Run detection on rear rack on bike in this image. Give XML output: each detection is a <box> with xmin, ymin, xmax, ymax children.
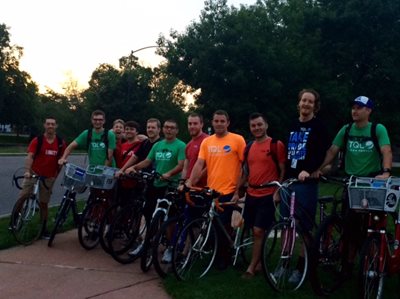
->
<box><xmin>86</xmin><ymin>165</ymin><xmax>119</xmax><ymax>189</ymax></box>
<box><xmin>63</xmin><ymin>163</ymin><xmax>87</xmax><ymax>193</ymax></box>
<box><xmin>348</xmin><ymin>176</ymin><xmax>400</xmax><ymax>212</ymax></box>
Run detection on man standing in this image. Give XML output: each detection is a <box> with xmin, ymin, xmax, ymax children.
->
<box><xmin>317</xmin><ymin>96</ymin><xmax>392</xmax><ymax>276</ymax></box>
<box><xmin>14</xmin><ymin>117</ymin><xmax>66</xmax><ymax>239</ymax></box>
<box><xmin>131</xmin><ymin>119</ymin><xmax>186</xmax><ymax>221</ymax></box>
<box><xmin>180</xmin><ymin>112</ymin><xmax>209</xmax><ymax>187</ymax></box>
<box><xmin>59</xmin><ymin>110</ymin><xmax>116</xmax><ymax>166</ymax></box>
<box><xmin>240</xmin><ymin>113</ymin><xmax>286</xmax><ymax>278</ymax></box>
<box><xmin>118</xmin><ymin>118</ymin><xmax>162</xmax><ymax>174</ymax></box>
<box><xmin>187</xmin><ymin>110</ymin><xmax>246</xmax><ymax>270</ymax></box>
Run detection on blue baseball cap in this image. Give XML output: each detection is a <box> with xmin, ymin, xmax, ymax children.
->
<box><xmin>352</xmin><ymin>96</ymin><xmax>373</xmax><ymax>109</ymax></box>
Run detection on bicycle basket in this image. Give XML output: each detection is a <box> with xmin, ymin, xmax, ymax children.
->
<box><xmin>348</xmin><ymin>177</ymin><xmax>400</xmax><ymax>212</ymax></box>
<box><xmin>62</xmin><ymin>163</ymin><xmax>87</xmax><ymax>193</ymax></box>
<box><xmin>85</xmin><ymin>165</ymin><xmax>118</xmax><ymax>190</ymax></box>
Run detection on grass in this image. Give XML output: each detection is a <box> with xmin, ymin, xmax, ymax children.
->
<box><xmin>0</xmin><ymin>199</ymin><xmax>86</xmax><ymax>250</ymax></box>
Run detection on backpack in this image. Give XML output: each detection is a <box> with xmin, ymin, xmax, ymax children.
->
<box><xmin>338</xmin><ymin>122</ymin><xmax>381</xmax><ymax>170</ymax></box>
<box><xmin>243</xmin><ymin>138</ymin><xmax>281</xmax><ymax>176</ymax></box>
<box><xmin>86</xmin><ymin>129</ymin><xmax>109</xmax><ymax>160</ymax></box>
<box><xmin>34</xmin><ymin>134</ymin><xmax>64</xmax><ymax>160</ymax></box>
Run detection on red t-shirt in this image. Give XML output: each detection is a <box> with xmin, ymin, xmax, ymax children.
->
<box><xmin>246</xmin><ymin>138</ymin><xmax>286</xmax><ymax>197</ymax></box>
<box><xmin>28</xmin><ymin>136</ymin><xmax>66</xmax><ymax>178</ymax></box>
<box><xmin>119</xmin><ymin>141</ymin><xmax>142</xmax><ymax>188</ymax></box>
<box><xmin>185</xmin><ymin>132</ymin><xmax>209</xmax><ymax>187</ymax></box>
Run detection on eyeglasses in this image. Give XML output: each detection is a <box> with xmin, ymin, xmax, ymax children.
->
<box><xmin>92</xmin><ymin>118</ymin><xmax>104</xmax><ymax>122</ymax></box>
<box><xmin>163</xmin><ymin>125</ymin><xmax>177</xmax><ymax>130</ymax></box>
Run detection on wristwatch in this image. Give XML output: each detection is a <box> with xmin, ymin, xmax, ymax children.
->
<box><xmin>382</xmin><ymin>168</ymin><xmax>391</xmax><ymax>174</ymax></box>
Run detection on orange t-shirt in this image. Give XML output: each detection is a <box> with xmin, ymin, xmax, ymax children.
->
<box><xmin>198</xmin><ymin>133</ymin><xmax>245</xmax><ymax>195</ymax></box>
<box><xmin>246</xmin><ymin>138</ymin><xmax>286</xmax><ymax>197</ymax></box>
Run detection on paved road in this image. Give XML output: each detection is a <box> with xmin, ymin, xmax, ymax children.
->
<box><xmin>0</xmin><ymin>155</ymin><xmax>88</xmax><ymax>217</ymax></box>
<box><xmin>0</xmin><ymin>229</ymin><xmax>170</xmax><ymax>299</ymax></box>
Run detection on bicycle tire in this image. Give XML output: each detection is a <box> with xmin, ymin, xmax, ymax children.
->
<box><xmin>78</xmin><ymin>200</ymin><xmax>107</xmax><ymax>250</ymax></box>
<box><xmin>99</xmin><ymin>203</ymin><xmax>121</xmax><ymax>254</ymax></box>
<box><xmin>108</xmin><ymin>204</ymin><xmax>145</xmax><ymax>264</ymax></box>
<box><xmin>309</xmin><ymin>214</ymin><xmax>346</xmax><ymax>296</ymax></box>
<box><xmin>261</xmin><ymin>221</ymin><xmax>309</xmax><ymax>292</ymax></box>
<box><xmin>358</xmin><ymin>234</ymin><xmax>385</xmax><ymax>299</ymax></box>
<box><xmin>10</xmin><ymin>196</ymin><xmax>44</xmax><ymax>245</ymax></box>
<box><xmin>140</xmin><ymin>211</ymin><xmax>165</xmax><ymax>273</ymax></box>
<box><xmin>48</xmin><ymin>196</ymin><xmax>71</xmax><ymax>247</ymax></box>
<box><xmin>239</xmin><ymin>225</ymin><xmax>254</xmax><ymax>266</ymax></box>
<box><xmin>172</xmin><ymin>217</ymin><xmax>217</xmax><ymax>281</ymax></box>
<box><xmin>152</xmin><ymin>216</ymin><xmax>181</xmax><ymax>278</ymax></box>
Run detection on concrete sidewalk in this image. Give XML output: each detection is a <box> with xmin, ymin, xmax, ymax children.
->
<box><xmin>0</xmin><ymin>230</ymin><xmax>171</xmax><ymax>299</ymax></box>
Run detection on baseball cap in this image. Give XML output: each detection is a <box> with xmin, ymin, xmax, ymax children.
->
<box><xmin>352</xmin><ymin>96</ymin><xmax>373</xmax><ymax>109</ymax></box>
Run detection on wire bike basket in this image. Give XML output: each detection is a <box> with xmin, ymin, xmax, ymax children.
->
<box><xmin>85</xmin><ymin>165</ymin><xmax>118</xmax><ymax>190</ymax></box>
<box><xmin>348</xmin><ymin>176</ymin><xmax>400</xmax><ymax>212</ymax></box>
<box><xmin>62</xmin><ymin>163</ymin><xmax>87</xmax><ymax>193</ymax></box>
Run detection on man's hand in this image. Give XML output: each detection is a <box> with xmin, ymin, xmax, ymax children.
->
<box><xmin>376</xmin><ymin>172</ymin><xmax>390</xmax><ymax>179</ymax></box>
<box><xmin>115</xmin><ymin>170</ymin><xmax>124</xmax><ymax>178</ymax></box>
<box><xmin>23</xmin><ymin>171</ymin><xmax>31</xmax><ymax>179</ymax></box>
<box><xmin>124</xmin><ymin>166</ymin><xmax>136</xmax><ymax>174</ymax></box>
<box><xmin>231</xmin><ymin>192</ymin><xmax>240</xmax><ymax>204</ymax></box>
<box><xmin>161</xmin><ymin>173</ymin><xmax>171</xmax><ymax>181</ymax></box>
<box><xmin>58</xmin><ymin>158</ymin><xmax>67</xmax><ymax>166</ymax></box>
<box><xmin>298</xmin><ymin>170</ymin><xmax>310</xmax><ymax>181</ymax></box>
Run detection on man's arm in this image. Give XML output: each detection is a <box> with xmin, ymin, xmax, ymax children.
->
<box><xmin>58</xmin><ymin>141</ymin><xmax>78</xmax><ymax>165</ymax></box>
<box><xmin>130</xmin><ymin>158</ymin><xmax>152</xmax><ymax>172</ymax></box>
<box><xmin>186</xmin><ymin>158</ymin><xmax>205</xmax><ymax>187</ymax></box>
<box><xmin>24</xmin><ymin>153</ymin><xmax>34</xmax><ymax>177</ymax></box>
<box><xmin>163</xmin><ymin>160</ymin><xmax>184</xmax><ymax>180</ymax></box>
<box><xmin>105</xmin><ymin>148</ymin><xmax>113</xmax><ymax>166</ymax></box>
<box><xmin>377</xmin><ymin>145</ymin><xmax>392</xmax><ymax>179</ymax></box>
<box><xmin>278</xmin><ymin>162</ymin><xmax>285</xmax><ymax>182</ymax></box>
<box><xmin>180</xmin><ymin>158</ymin><xmax>189</xmax><ymax>180</ymax></box>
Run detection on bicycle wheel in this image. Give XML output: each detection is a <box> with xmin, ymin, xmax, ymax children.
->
<box><xmin>152</xmin><ymin>216</ymin><xmax>181</xmax><ymax>278</ymax></box>
<box><xmin>261</xmin><ymin>221</ymin><xmax>309</xmax><ymax>292</ymax></box>
<box><xmin>10</xmin><ymin>197</ymin><xmax>44</xmax><ymax>245</ymax></box>
<box><xmin>99</xmin><ymin>203</ymin><xmax>121</xmax><ymax>254</ymax></box>
<box><xmin>172</xmin><ymin>217</ymin><xmax>217</xmax><ymax>281</ymax></box>
<box><xmin>358</xmin><ymin>235</ymin><xmax>385</xmax><ymax>299</ymax></box>
<box><xmin>238</xmin><ymin>225</ymin><xmax>254</xmax><ymax>266</ymax></box>
<box><xmin>48</xmin><ymin>195</ymin><xmax>71</xmax><ymax>247</ymax></box>
<box><xmin>140</xmin><ymin>211</ymin><xmax>165</xmax><ymax>273</ymax></box>
<box><xmin>78</xmin><ymin>200</ymin><xmax>107</xmax><ymax>250</ymax></box>
<box><xmin>309</xmin><ymin>214</ymin><xmax>346</xmax><ymax>296</ymax></box>
<box><xmin>108</xmin><ymin>204</ymin><xmax>146</xmax><ymax>264</ymax></box>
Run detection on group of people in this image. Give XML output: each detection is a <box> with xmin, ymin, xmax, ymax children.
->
<box><xmin>17</xmin><ymin>88</ymin><xmax>392</xmax><ymax>283</ymax></box>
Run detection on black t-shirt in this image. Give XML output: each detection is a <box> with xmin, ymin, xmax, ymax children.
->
<box><xmin>135</xmin><ymin>137</ymin><xmax>161</xmax><ymax>171</ymax></box>
<box><xmin>285</xmin><ymin>117</ymin><xmax>330</xmax><ymax>179</ymax></box>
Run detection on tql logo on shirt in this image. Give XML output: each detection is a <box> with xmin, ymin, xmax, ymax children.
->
<box><xmin>156</xmin><ymin>149</ymin><xmax>173</xmax><ymax>160</ymax></box>
<box><xmin>207</xmin><ymin>145</ymin><xmax>232</xmax><ymax>155</ymax></box>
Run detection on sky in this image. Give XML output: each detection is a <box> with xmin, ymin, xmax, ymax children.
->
<box><xmin>1</xmin><ymin>0</ymin><xmax>255</xmax><ymax>93</ymax></box>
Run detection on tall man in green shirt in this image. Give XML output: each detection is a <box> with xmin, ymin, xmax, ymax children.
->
<box><xmin>59</xmin><ymin>110</ymin><xmax>116</xmax><ymax>166</ymax></box>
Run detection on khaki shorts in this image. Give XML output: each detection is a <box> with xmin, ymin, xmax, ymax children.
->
<box><xmin>18</xmin><ymin>177</ymin><xmax>56</xmax><ymax>204</ymax></box>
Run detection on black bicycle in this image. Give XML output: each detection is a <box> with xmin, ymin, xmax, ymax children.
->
<box><xmin>48</xmin><ymin>163</ymin><xmax>87</xmax><ymax>247</ymax></box>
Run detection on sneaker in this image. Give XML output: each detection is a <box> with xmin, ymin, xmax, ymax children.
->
<box><xmin>273</xmin><ymin>266</ymin><xmax>285</xmax><ymax>279</ymax></box>
<box><xmin>161</xmin><ymin>247</ymin><xmax>173</xmax><ymax>264</ymax></box>
<box><xmin>41</xmin><ymin>230</ymin><xmax>51</xmax><ymax>240</ymax></box>
<box><xmin>288</xmin><ymin>270</ymin><xmax>302</xmax><ymax>284</ymax></box>
<box><xmin>128</xmin><ymin>243</ymin><xmax>143</xmax><ymax>257</ymax></box>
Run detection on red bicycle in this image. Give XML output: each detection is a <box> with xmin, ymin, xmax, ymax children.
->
<box><xmin>351</xmin><ymin>176</ymin><xmax>400</xmax><ymax>299</ymax></box>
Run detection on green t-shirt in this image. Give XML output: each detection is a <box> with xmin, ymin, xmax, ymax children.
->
<box><xmin>147</xmin><ymin>138</ymin><xmax>186</xmax><ymax>187</ymax></box>
<box><xmin>75</xmin><ymin>129</ymin><xmax>116</xmax><ymax>166</ymax></box>
<box><xmin>333</xmin><ymin>122</ymin><xmax>390</xmax><ymax>176</ymax></box>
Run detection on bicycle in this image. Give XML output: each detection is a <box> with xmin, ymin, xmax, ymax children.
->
<box><xmin>106</xmin><ymin>170</ymin><xmax>155</xmax><ymax>264</ymax></box>
<box><xmin>77</xmin><ymin>165</ymin><xmax>118</xmax><ymax>250</ymax></box>
<box><xmin>9</xmin><ymin>168</ymin><xmax>45</xmax><ymax>245</ymax></box>
<box><xmin>352</xmin><ymin>176</ymin><xmax>400</xmax><ymax>299</ymax></box>
<box><xmin>140</xmin><ymin>180</ymin><xmax>183</xmax><ymax>273</ymax></box>
<box><xmin>151</xmin><ymin>185</ymin><xmax>212</xmax><ymax>278</ymax></box>
<box><xmin>171</xmin><ymin>187</ymin><xmax>253</xmax><ymax>281</ymax></box>
<box><xmin>260</xmin><ymin>177</ymin><xmax>336</xmax><ymax>292</ymax></box>
<box><xmin>48</xmin><ymin>163</ymin><xmax>87</xmax><ymax>247</ymax></box>
<box><xmin>309</xmin><ymin>176</ymin><xmax>350</xmax><ymax>296</ymax></box>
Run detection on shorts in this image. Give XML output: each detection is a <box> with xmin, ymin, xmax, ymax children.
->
<box><xmin>218</xmin><ymin>193</ymin><xmax>234</xmax><ymax>225</ymax></box>
<box><xmin>18</xmin><ymin>177</ymin><xmax>56</xmax><ymax>204</ymax></box>
<box><xmin>279</xmin><ymin>182</ymin><xmax>318</xmax><ymax>232</ymax></box>
<box><xmin>243</xmin><ymin>193</ymin><xmax>275</xmax><ymax>230</ymax></box>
